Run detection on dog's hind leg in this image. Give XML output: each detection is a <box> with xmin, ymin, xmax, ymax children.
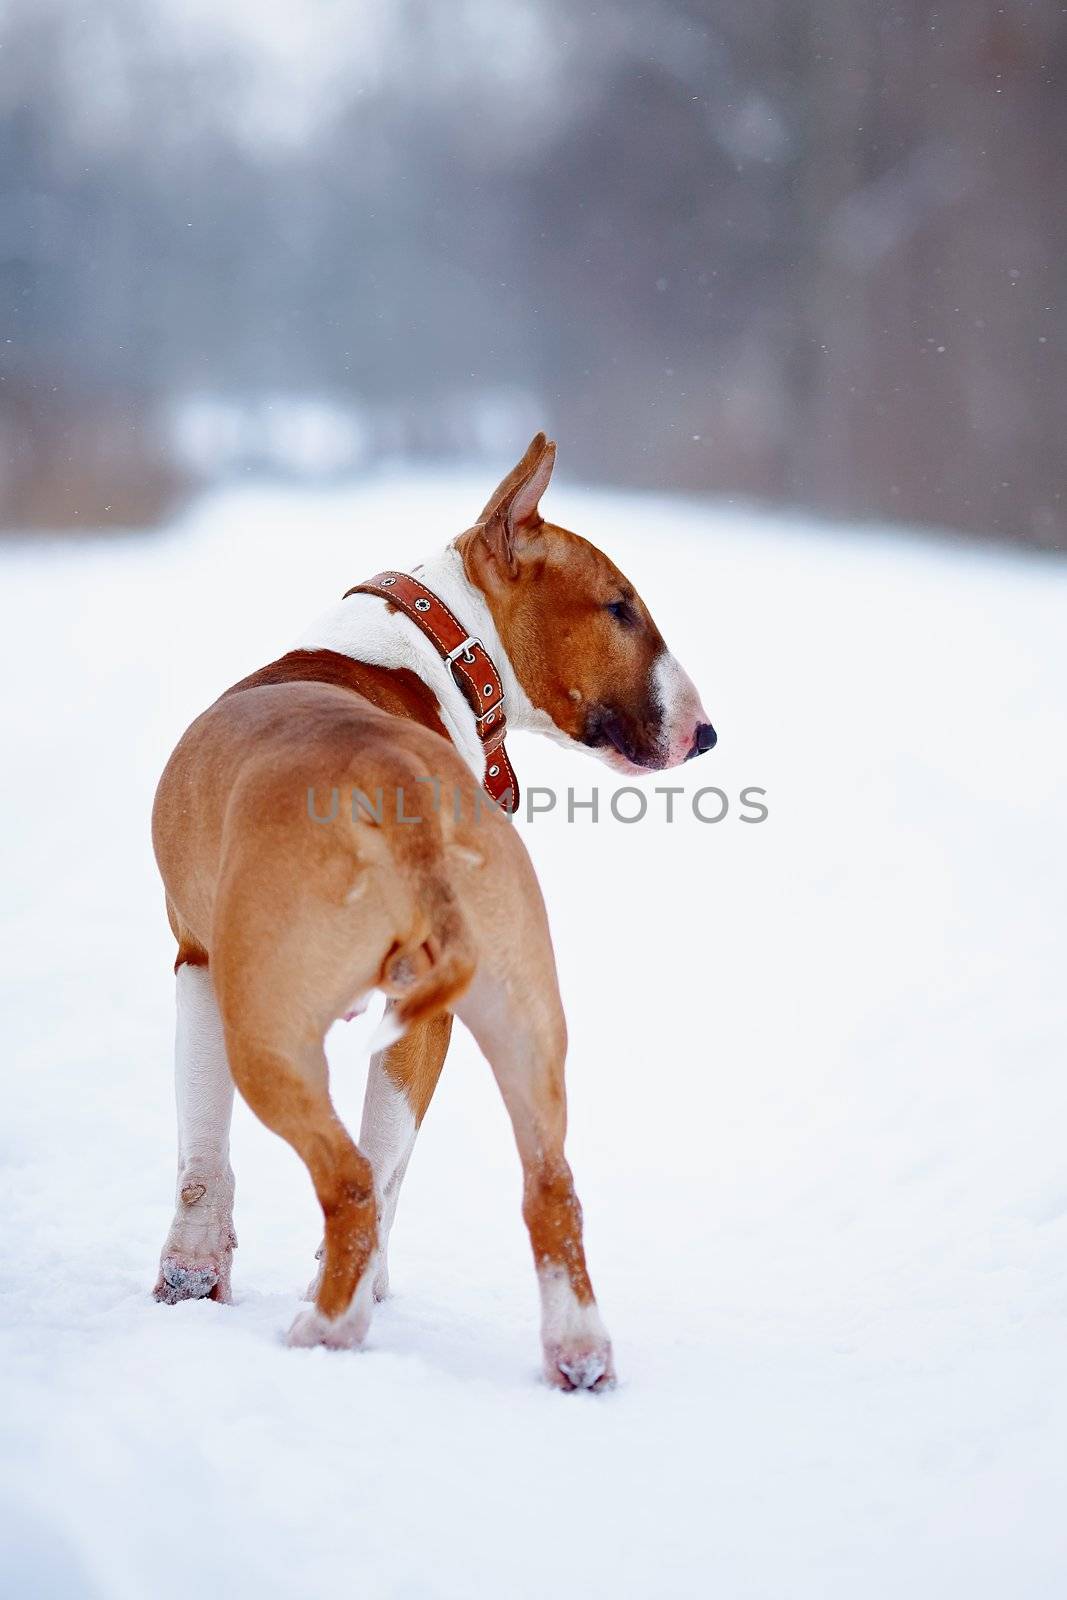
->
<box><xmin>455</xmin><ymin>910</ymin><xmax>615</xmax><ymax>1391</ymax></box>
<box><xmin>217</xmin><ymin>998</ymin><xmax>378</xmax><ymax>1350</ymax></box>
<box><xmin>154</xmin><ymin>960</ymin><xmax>237</xmax><ymax>1305</ymax></box>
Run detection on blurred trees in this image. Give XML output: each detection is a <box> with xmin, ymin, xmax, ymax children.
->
<box><xmin>0</xmin><ymin>0</ymin><xmax>1063</xmax><ymax>543</ymax></box>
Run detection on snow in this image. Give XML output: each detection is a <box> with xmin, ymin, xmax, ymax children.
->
<box><xmin>2</xmin><ymin>473</ymin><xmax>1066</xmax><ymax>1598</ymax></box>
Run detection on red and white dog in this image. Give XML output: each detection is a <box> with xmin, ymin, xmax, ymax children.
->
<box><xmin>152</xmin><ymin>434</ymin><xmax>714</xmax><ymax>1389</ymax></box>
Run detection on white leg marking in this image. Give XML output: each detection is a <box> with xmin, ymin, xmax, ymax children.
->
<box><xmin>287</xmin><ymin>1265</ymin><xmax>377</xmax><ymax>1351</ymax></box>
<box><xmin>538</xmin><ymin>1266</ymin><xmax>616</xmax><ymax>1391</ymax></box>
<box><xmin>155</xmin><ymin>963</ymin><xmax>237</xmax><ymax>1304</ymax></box>
<box><xmin>359</xmin><ymin>1051</ymin><xmax>418</xmax><ymax>1301</ymax></box>
<box><xmin>303</xmin><ymin>1046</ymin><xmax>418</xmax><ymax>1303</ymax></box>
<box><xmin>368</xmin><ymin>1006</ymin><xmax>405</xmax><ymax>1054</ymax></box>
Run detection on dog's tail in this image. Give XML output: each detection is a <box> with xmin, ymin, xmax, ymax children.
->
<box><xmin>370</xmin><ymin>838</ymin><xmax>476</xmax><ymax>1047</ymax></box>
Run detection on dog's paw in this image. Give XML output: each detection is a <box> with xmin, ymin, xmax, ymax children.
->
<box><xmin>155</xmin><ymin>1174</ymin><xmax>235</xmax><ymax>1305</ymax></box>
<box><xmin>287</xmin><ymin>1269</ymin><xmax>375</xmax><ymax>1350</ymax></box>
<box><xmin>286</xmin><ymin>1299</ymin><xmax>371</xmax><ymax>1352</ymax></box>
<box><xmin>154</xmin><ymin>1249</ymin><xmax>232</xmax><ymax>1305</ymax></box>
<box><xmin>539</xmin><ymin>1268</ymin><xmax>615</xmax><ymax>1391</ymax></box>
<box><xmin>543</xmin><ymin>1339</ymin><xmax>616</xmax><ymax>1392</ymax></box>
<box><xmin>372</xmin><ymin>1255</ymin><xmax>390</xmax><ymax>1302</ymax></box>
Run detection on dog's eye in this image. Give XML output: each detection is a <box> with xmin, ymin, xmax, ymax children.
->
<box><xmin>606</xmin><ymin>599</ymin><xmax>637</xmax><ymax>627</ymax></box>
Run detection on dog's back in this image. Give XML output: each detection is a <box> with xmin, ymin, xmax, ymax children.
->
<box><xmin>153</xmin><ymin>664</ymin><xmax>484</xmax><ymax>1035</ymax></box>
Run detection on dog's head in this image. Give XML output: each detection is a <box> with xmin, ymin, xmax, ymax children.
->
<box><xmin>458</xmin><ymin>433</ymin><xmax>715</xmax><ymax>774</ymax></box>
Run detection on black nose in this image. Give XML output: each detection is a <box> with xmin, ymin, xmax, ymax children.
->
<box><xmin>687</xmin><ymin>721</ymin><xmax>718</xmax><ymax>759</ymax></box>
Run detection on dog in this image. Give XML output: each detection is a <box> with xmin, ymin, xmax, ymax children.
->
<box><xmin>152</xmin><ymin>433</ymin><xmax>715</xmax><ymax>1389</ymax></box>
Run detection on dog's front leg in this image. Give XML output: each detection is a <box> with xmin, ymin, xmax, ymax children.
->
<box><xmin>305</xmin><ymin>1009</ymin><xmax>453</xmax><ymax>1303</ymax></box>
<box><xmin>154</xmin><ymin>961</ymin><xmax>237</xmax><ymax>1304</ymax></box>
<box><xmin>360</xmin><ymin>1010</ymin><xmax>453</xmax><ymax>1300</ymax></box>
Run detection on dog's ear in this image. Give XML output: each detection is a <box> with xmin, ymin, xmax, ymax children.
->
<box><xmin>477</xmin><ymin>434</ymin><xmax>556</xmax><ymax>577</ymax></box>
<box><xmin>478</xmin><ymin>432</ymin><xmax>548</xmax><ymax>522</ymax></box>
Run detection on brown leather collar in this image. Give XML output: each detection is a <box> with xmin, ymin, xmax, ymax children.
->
<box><xmin>343</xmin><ymin>570</ymin><xmax>518</xmax><ymax>811</ymax></box>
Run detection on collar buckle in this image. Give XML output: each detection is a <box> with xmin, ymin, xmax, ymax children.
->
<box><xmin>444</xmin><ymin>635</ymin><xmax>481</xmax><ymax>669</ymax></box>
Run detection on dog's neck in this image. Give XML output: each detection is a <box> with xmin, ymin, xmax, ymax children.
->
<box><xmin>295</xmin><ymin>542</ymin><xmax>556</xmax><ymax>780</ymax></box>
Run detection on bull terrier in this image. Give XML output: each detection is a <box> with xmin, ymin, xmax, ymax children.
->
<box><xmin>152</xmin><ymin>433</ymin><xmax>715</xmax><ymax>1389</ymax></box>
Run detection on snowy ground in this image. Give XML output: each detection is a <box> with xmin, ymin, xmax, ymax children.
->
<box><xmin>1</xmin><ymin>472</ymin><xmax>1066</xmax><ymax>1599</ymax></box>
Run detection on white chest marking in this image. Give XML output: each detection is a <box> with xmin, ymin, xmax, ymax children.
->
<box><xmin>295</xmin><ymin>544</ymin><xmax>543</xmax><ymax>781</ymax></box>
